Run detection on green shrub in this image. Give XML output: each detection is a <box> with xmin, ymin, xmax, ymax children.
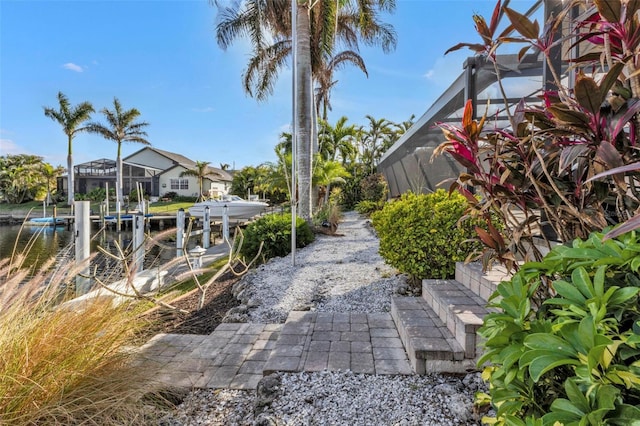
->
<box><xmin>371</xmin><ymin>189</ymin><xmax>482</xmax><ymax>280</ymax></box>
<box><xmin>360</xmin><ymin>173</ymin><xmax>388</xmax><ymax>204</ymax></box>
<box><xmin>354</xmin><ymin>200</ymin><xmax>383</xmax><ymax>216</ymax></box>
<box><xmin>240</xmin><ymin>213</ymin><xmax>314</xmax><ymax>262</ymax></box>
<box><xmin>478</xmin><ymin>230</ymin><xmax>640</xmax><ymax>425</ymax></box>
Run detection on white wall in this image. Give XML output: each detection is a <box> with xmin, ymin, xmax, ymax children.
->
<box><xmin>126</xmin><ymin>149</ymin><xmax>174</xmax><ymax>170</ymax></box>
<box><xmin>159</xmin><ymin>167</ymin><xmax>199</xmax><ymax>198</ymax></box>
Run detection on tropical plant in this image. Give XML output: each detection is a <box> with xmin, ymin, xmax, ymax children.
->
<box><xmin>40</xmin><ymin>162</ymin><xmax>65</xmax><ymax>205</ymax></box>
<box><xmin>371</xmin><ymin>190</ymin><xmax>485</xmax><ymax>281</ymax></box>
<box><xmin>87</xmin><ymin>98</ymin><xmax>150</xmax><ymax>210</ymax></box>
<box><xmin>0</xmin><ymin>154</ymin><xmax>45</xmax><ymax>204</ymax></box>
<box><xmin>179</xmin><ymin>161</ymin><xmax>221</xmax><ymax>202</ymax></box>
<box><xmin>230</xmin><ymin>165</ymin><xmax>270</xmax><ymax>200</ymax></box>
<box><xmin>318</xmin><ymin>116</ymin><xmax>358</xmax><ymax>164</ymax></box>
<box><xmin>478</xmin><ymin>230</ymin><xmax>640</xmax><ymax>425</ymax></box>
<box><xmin>240</xmin><ymin>212</ymin><xmax>314</xmax><ymax>263</ymax></box>
<box><xmin>43</xmin><ymin>92</ymin><xmax>94</xmax><ymax>206</ymax></box>
<box><xmin>313</xmin><ymin>155</ymin><xmax>350</xmax><ymax>206</ymax></box>
<box><xmin>433</xmin><ymin>0</ymin><xmax>640</xmax><ymax>272</ymax></box>
<box><xmin>357</xmin><ymin>115</ymin><xmax>395</xmax><ymax>174</ymax></box>
<box><xmin>213</xmin><ymin>0</ymin><xmax>397</xmax><ymax>221</ymax></box>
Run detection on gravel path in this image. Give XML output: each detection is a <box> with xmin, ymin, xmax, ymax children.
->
<box><xmin>162</xmin><ymin>211</ymin><xmax>485</xmax><ymax>425</ymax></box>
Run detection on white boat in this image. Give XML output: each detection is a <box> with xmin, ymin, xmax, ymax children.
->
<box><xmin>188</xmin><ymin>195</ymin><xmax>268</xmax><ymax>219</ymax></box>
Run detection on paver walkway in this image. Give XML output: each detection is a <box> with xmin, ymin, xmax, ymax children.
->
<box><xmin>137</xmin><ymin>311</ymin><xmax>412</xmax><ymax>390</ymax></box>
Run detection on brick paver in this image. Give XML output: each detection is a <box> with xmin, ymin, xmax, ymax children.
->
<box><xmin>137</xmin><ymin>311</ymin><xmax>413</xmax><ymax>391</ymax></box>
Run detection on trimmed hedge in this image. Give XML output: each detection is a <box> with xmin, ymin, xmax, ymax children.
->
<box><xmin>371</xmin><ymin>189</ymin><xmax>483</xmax><ymax>280</ymax></box>
<box><xmin>240</xmin><ymin>213</ymin><xmax>314</xmax><ymax>262</ymax></box>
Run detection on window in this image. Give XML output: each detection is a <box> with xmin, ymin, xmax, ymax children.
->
<box><xmin>170</xmin><ymin>179</ymin><xmax>189</xmax><ymax>190</ymax></box>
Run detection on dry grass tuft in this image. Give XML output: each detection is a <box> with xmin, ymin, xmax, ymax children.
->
<box><xmin>0</xmin><ymin>255</ymin><xmax>172</xmax><ymax>425</ymax></box>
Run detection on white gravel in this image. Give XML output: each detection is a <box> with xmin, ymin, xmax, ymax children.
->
<box><xmin>161</xmin><ymin>211</ymin><xmax>485</xmax><ymax>425</ymax></box>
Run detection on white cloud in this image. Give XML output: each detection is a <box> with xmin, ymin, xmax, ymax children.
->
<box><xmin>0</xmin><ymin>138</ymin><xmax>28</xmax><ymax>155</ymax></box>
<box><xmin>62</xmin><ymin>62</ymin><xmax>84</xmax><ymax>72</ymax></box>
<box><xmin>192</xmin><ymin>107</ymin><xmax>215</xmax><ymax>113</ymax></box>
<box><xmin>423</xmin><ymin>70</ymin><xmax>435</xmax><ymax>79</ymax></box>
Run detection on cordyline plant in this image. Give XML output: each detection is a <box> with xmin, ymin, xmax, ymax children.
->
<box><xmin>433</xmin><ymin>0</ymin><xmax>640</xmax><ymax>272</ymax></box>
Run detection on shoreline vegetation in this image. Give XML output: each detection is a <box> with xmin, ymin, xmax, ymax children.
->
<box><xmin>0</xmin><ymin>213</ymin><xmax>238</xmax><ymax>423</ymax></box>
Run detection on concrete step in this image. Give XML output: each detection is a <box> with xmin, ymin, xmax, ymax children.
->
<box><xmin>422</xmin><ymin>279</ymin><xmax>488</xmax><ymax>359</ymax></box>
<box><xmin>455</xmin><ymin>261</ymin><xmax>513</xmax><ymax>302</ymax></box>
<box><xmin>390</xmin><ymin>297</ymin><xmax>477</xmax><ymax>374</ymax></box>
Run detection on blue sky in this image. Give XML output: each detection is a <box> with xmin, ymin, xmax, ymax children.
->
<box><xmin>0</xmin><ymin>0</ymin><xmax>537</xmax><ymax>170</ymax></box>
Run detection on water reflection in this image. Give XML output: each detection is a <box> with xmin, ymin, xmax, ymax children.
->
<box><xmin>0</xmin><ymin>224</ymin><xmax>185</xmax><ymax>274</ymax></box>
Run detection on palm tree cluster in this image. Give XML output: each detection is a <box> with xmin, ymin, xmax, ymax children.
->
<box><xmin>213</xmin><ymin>0</ymin><xmax>397</xmax><ymax>220</ymax></box>
<box><xmin>0</xmin><ymin>155</ymin><xmax>64</xmax><ymax>204</ymax></box>
<box><xmin>229</xmin><ymin>113</ymin><xmax>414</xmax><ymax>209</ymax></box>
<box><xmin>43</xmin><ymin>92</ymin><xmax>150</xmax><ymax>208</ymax></box>
<box><xmin>179</xmin><ymin>161</ymin><xmax>223</xmax><ymax>202</ymax></box>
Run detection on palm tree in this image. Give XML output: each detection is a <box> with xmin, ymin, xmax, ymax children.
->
<box><xmin>313</xmin><ymin>155</ymin><xmax>350</xmax><ymax>206</ymax></box>
<box><xmin>358</xmin><ymin>115</ymin><xmax>394</xmax><ymax>174</ymax></box>
<box><xmin>43</xmin><ymin>92</ymin><xmax>94</xmax><ymax>206</ymax></box>
<box><xmin>180</xmin><ymin>161</ymin><xmax>221</xmax><ymax>202</ymax></box>
<box><xmin>314</xmin><ymin>51</ymin><xmax>368</xmax><ymax>120</ymax></box>
<box><xmin>86</xmin><ymin>98</ymin><xmax>150</xmax><ymax>209</ymax></box>
<box><xmin>214</xmin><ymin>0</ymin><xmax>397</xmax><ymax>221</ymax></box>
<box><xmin>318</xmin><ymin>116</ymin><xmax>357</xmax><ymax>164</ymax></box>
<box><xmin>41</xmin><ymin>163</ymin><xmax>65</xmax><ymax>205</ymax></box>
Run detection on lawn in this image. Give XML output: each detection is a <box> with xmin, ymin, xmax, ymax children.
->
<box><xmin>0</xmin><ymin>200</ymin><xmax>194</xmax><ymax>216</ymax></box>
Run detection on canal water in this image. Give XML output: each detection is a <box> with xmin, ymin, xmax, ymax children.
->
<box><xmin>0</xmin><ymin>224</ymin><xmax>199</xmax><ymax>274</ymax></box>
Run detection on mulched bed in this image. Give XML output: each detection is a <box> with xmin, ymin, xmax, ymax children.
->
<box><xmin>145</xmin><ymin>270</ymin><xmax>242</xmax><ymax>335</ymax></box>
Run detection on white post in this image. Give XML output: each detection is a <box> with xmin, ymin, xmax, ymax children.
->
<box><xmin>176</xmin><ymin>208</ymin><xmax>185</xmax><ymax>257</ymax></box>
<box><xmin>116</xmin><ymin>200</ymin><xmax>121</xmax><ymax>232</ymax></box>
<box><xmin>42</xmin><ymin>200</ymin><xmax>46</xmax><ymax>218</ymax></box>
<box><xmin>133</xmin><ymin>212</ymin><xmax>145</xmax><ymax>274</ymax></box>
<box><xmin>222</xmin><ymin>205</ymin><xmax>229</xmax><ymax>242</ymax></box>
<box><xmin>105</xmin><ymin>182</ymin><xmax>110</xmax><ymax>216</ymax></box>
<box><xmin>74</xmin><ymin>201</ymin><xmax>91</xmax><ymax>295</ymax></box>
<box><xmin>203</xmin><ymin>206</ymin><xmax>210</xmax><ymax>249</ymax></box>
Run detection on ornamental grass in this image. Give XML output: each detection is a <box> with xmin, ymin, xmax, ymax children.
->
<box><xmin>0</xmin><ymin>254</ymin><xmax>169</xmax><ymax>425</ymax></box>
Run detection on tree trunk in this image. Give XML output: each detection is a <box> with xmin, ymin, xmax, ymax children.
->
<box><xmin>296</xmin><ymin>2</ymin><xmax>313</xmax><ymax>222</ymax></box>
<box><xmin>116</xmin><ymin>154</ymin><xmax>123</xmax><ymax>207</ymax></box>
<box><xmin>67</xmin><ymin>136</ymin><xmax>74</xmax><ymax>206</ymax></box>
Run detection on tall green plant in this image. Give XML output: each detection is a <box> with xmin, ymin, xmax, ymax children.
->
<box><xmin>478</xmin><ymin>230</ymin><xmax>640</xmax><ymax>425</ymax></box>
<box><xmin>43</xmin><ymin>92</ymin><xmax>94</xmax><ymax>206</ymax></box>
<box><xmin>87</xmin><ymin>98</ymin><xmax>150</xmax><ymax>209</ymax></box>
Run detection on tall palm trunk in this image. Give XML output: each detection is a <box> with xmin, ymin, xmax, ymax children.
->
<box><xmin>116</xmin><ymin>154</ymin><xmax>123</xmax><ymax>207</ymax></box>
<box><xmin>296</xmin><ymin>2</ymin><xmax>313</xmax><ymax>222</ymax></box>
<box><xmin>66</xmin><ymin>141</ymin><xmax>74</xmax><ymax>206</ymax></box>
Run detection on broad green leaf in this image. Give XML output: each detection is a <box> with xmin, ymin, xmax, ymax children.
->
<box><xmin>551</xmin><ymin>280</ymin><xmax>587</xmax><ymax>304</ymax></box>
<box><xmin>529</xmin><ymin>351</ymin><xmax>580</xmax><ymax>382</ymax></box>
<box><xmin>523</xmin><ymin>334</ymin><xmax>577</xmax><ymax>355</ymax></box>
<box><xmin>593</xmin><ymin>266</ymin><xmax>605</xmax><ymax>298</ymax></box>
<box><xmin>610</xmin><ymin>404</ymin><xmax>640</xmax><ymax>426</ymax></box>
<box><xmin>564</xmin><ymin>378</ymin><xmax>590</xmax><ymax>412</ymax></box>
<box><xmin>572</xmin><ymin>267</ymin><xmax>595</xmax><ymax>299</ymax></box>
<box><xmin>607</xmin><ymin>287</ymin><xmax>639</xmax><ymax>306</ymax></box>
<box><xmin>560</xmin><ymin>248</ymin><xmax>605</xmax><ymax>259</ymax></box>
<box><xmin>550</xmin><ymin>398</ymin><xmax>585</xmax><ymax>418</ymax></box>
